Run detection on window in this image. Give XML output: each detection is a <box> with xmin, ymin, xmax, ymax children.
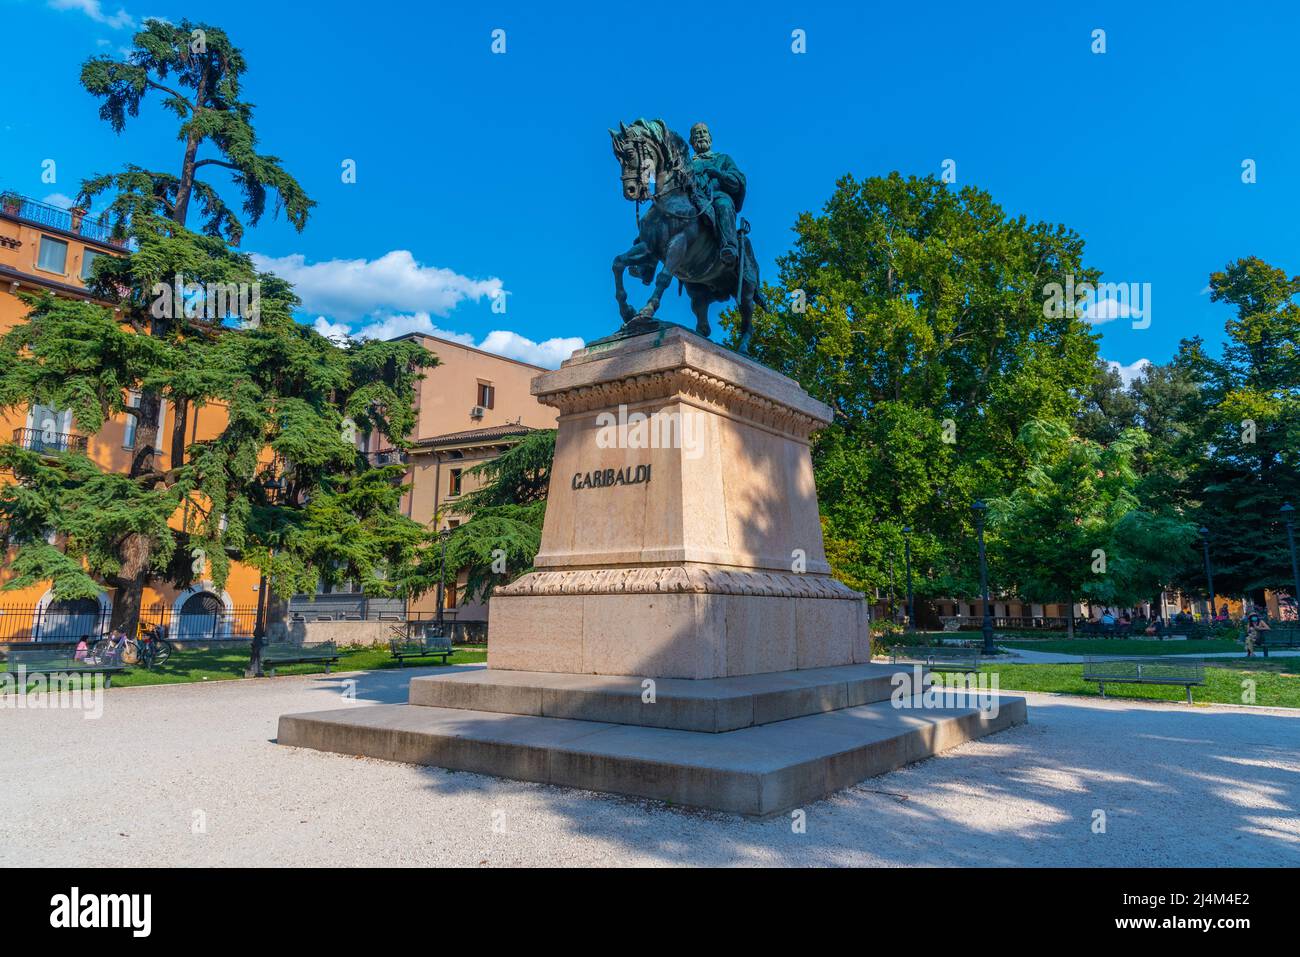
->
<box><xmin>123</xmin><ymin>391</ymin><xmax>140</xmax><ymax>448</ymax></box>
<box><xmin>81</xmin><ymin>249</ymin><xmax>103</xmax><ymax>281</ymax></box>
<box><xmin>477</xmin><ymin>382</ymin><xmax>495</xmax><ymax>409</ymax></box>
<box><xmin>37</xmin><ymin>236</ymin><xmax>68</xmax><ymax>274</ymax></box>
<box><xmin>449</xmin><ymin>468</ymin><xmax>463</xmax><ymax>496</ymax></box>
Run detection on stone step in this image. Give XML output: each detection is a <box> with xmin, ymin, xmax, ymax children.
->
<box><xmin>277</xmin><ymin>691</ymin><xmax>1027</xmax><ymax>817</ymax></box>
<box><xmin>407</xmin><ymin>662</ymin><xmax>922</xmax><ymax>733</ymax></box>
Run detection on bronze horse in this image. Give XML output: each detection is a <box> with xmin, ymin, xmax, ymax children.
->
<box><xmin>609</xmin><ymin>119</ymin><xmax>763</xmax><ymax>353</ymax></box>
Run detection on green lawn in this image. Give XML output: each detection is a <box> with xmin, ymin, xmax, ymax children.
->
<box><xmin>1000</xmin><ymin>638</ymin><xmax>1242</xmax><ymax>656</ymax></box>
<box><xmin>4</xmin><ymin>644</ymin><xmax>488</xmax><ymax>690</ymax></box>
<box><xmin>980</xmin><ymin>660</ymin><xmax>1300</xmax><ymax>708</ymax></box>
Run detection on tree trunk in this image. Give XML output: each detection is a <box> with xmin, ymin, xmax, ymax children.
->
<box><xmin>170</xmin><ymin>398</ymin><xmax>189</xmax><ymax>467</ymax></box>
<box><xmin>172</xmin><ymin>127</ymin><xmax>203</xmax><ymax>226</ymax></box>
<box><xmin>1066</xmin><ymin>594</ymin><xmax>1075</xmax><ymax>639</ymax></box>
<box><xmin>109</xmin><ymin>569</ymin><xmax>148</xmax><ymax>640</ymax></box>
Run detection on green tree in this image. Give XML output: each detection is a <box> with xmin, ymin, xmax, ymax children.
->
<box><xmin>0</xmin><ymin>19</ymin><xmax>436</xmax><ymax>671</ymax></box>
<box><xmin>441</xmin><ymin>429</ymin><xmax>555</xmax><ymax>603</ymax></box>
<box><xmin>988</xmin><ymin>419</ymin><xmax>1196</xmax><ymax>637</ymax></box>
<box><xmin>1174</xmin><ymin>256</ymin><xmax>1300</xmax><ymax>601</ymax></box>
<box><xmin>728</xmin><ymin>173</ymin><xmax>1102</xmax><ymax>602</ymax></box>
<box><xmin>78</xmin><ymin>17</ymin><xmax>315</xmax><ymax>468</ymax></box>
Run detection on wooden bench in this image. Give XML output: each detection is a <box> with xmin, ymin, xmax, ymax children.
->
<box><xmin>260</xmin><ymin>641</ymin><xmax>340</xmax><ymax>676</ymax></box>
<box><xmin>389</xmin><ymin>633</ymin><xmax>454</xmax><ymax>667</ymax></box>
<box><xmin>1082</xmin><ymin>657</ymin><xmax>1205</xmax><ymax>704</ymax></box>
<box><xmin>5</xmin><ymin>648</ymin><xmax>126</xmax><ymax>687</ymax></box>
<box><xmin>1257</xmin><ymin>625</ymin><xmax>1300</xmax><ymax>649</ymax></box>
<box><xmin>890</xmin><ymin>645</ymin><xmax>982</xmax><ymax>673</ymax></box>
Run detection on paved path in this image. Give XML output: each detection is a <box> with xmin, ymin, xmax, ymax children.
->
<box><xmin>3</xmin><ymin>667</ymin><xmax>1298</xmax><ymax>867</ymax></box>
<box><xmin>1002</xmin><ymin>647</ymin><xmax>1300</xmax><ymax>664</ymax></box>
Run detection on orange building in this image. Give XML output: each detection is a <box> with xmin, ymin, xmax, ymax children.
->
<box><xmin>0</xmin><ymin>192</ymin><xmax>264</xmax><ymax>642</ymax></box>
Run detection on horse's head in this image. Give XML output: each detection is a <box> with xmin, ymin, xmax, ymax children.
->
<box><xmin>610</xmin><ymin>119</ymin><xmax>677</xmax><ymax>202</ymax></box>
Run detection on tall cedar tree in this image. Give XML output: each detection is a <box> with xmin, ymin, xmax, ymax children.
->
<box><xmin>0</xmin><ymin>20</ymin><xmax>436</xmax><ymax>670</ymax></box>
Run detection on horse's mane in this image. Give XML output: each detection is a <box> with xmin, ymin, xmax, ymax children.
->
<box><xmin>629</xmin><ymin>118</ymin><xmax>689</xmax><ymax>176</ymax></box>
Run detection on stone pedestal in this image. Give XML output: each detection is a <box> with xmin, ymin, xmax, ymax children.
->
<box><xmin>277</xmin><ymin>324</ymin><xmax>1028</xmax><ymax>816</ymax></box>
<box><xmin>487</xmin><ymin>323</ymin><xmax>869</xmax><ymax>679</ymax></box>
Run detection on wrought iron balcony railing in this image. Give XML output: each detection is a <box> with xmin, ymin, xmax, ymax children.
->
<box><xmin>367</xmin><ymin>448</ymin><xmax>408</xmax><ymax>467</ymax></box>
<box><xmin>0</xmin><ymin>192</ymin><xmax>123</xmax><ymax>246</ymax></box>
<box><xmin>13</xmin><ymin>427</ymin><xmax>88</xmax><ymax>454</ymax></box>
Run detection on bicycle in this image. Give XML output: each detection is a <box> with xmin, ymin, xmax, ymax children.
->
<box><xmin>91</xmin><ymin>625</ymin><xmax>173</xmax><ymax>669</ymax></box>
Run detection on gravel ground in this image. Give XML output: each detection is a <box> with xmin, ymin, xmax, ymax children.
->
<box><xmin>4</xmin><ymin>666</ymin><xmax>1298</xmax><ymax>867</ymax></box>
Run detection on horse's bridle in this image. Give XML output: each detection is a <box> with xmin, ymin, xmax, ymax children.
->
<box><xmin>629</xmin><ymin>133</ymin><xmax>696</xmax><ymax>227</ymax></box>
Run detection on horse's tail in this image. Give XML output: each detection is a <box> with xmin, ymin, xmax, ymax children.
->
<box><xmin>753</xmin><ymin>288</ymin><xmax>769</xmax><ymax>311</ymax></box>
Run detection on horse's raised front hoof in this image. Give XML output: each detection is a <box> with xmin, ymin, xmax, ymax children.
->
<box><xmin>636</xmin><ymin>304</ymin><xmax>658</xmax><ymax>320</ymax></box>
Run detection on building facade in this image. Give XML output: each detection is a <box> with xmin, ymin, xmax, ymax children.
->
<box><xmin>0</xmin><ymin>192</ymin><xmax>263</xmax><ymax>642</ymax></box>
<box><xmin>294</xmin><ymin>334</ymin><xmax>559</xmax><ymax>625</ymax></box>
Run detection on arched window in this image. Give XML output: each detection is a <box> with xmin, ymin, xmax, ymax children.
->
<box><xmin>176</xmin><ymin>591</ymin><xmax>224</xmax><ymax>640</ymax></box>
<box><xmin>37</xmin><ymin>597</ymin><xmax>102</xmax><ymax>643</ymax></box>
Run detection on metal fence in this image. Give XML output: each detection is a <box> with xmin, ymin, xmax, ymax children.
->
<box><xmin>7</xmin><ymin>195</ymin><xmax>120</xmax><ymax>245</ymax></box>
<box><xmin>12</xmin><ymin>427</ymin><xmax>89</xmax><ymax>454</ymax></box>
<box><xmin>0</xmin><ymin>604</ymin><xmax>260</xmax><ymax>644</ymax></box>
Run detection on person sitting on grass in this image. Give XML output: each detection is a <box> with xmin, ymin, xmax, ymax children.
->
<box><xmin>74</xmin><ymin>635</ymin><xmax>89</xmax><ymax>661</ymax></box>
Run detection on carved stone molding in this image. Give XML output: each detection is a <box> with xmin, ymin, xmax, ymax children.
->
<box><xmin>535</xmin><ymin>367</ymin><xmax>827</xmax><ymax>439</ymax></box>
<box><xmin>496</xmin><ymin>565</ymin><xmax>863</xmax><ymax>600</ymax></box>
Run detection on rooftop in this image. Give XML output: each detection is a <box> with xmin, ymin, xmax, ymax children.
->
<box><xmin>0</xmin><ymin>190</ymin><xmax>125</xmax><ymax>250</ymax></box>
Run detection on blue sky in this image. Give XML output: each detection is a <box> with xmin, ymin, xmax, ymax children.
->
<box><xmin>3</xmin><ymin>0</ymin><xmax>1298</xmax><ymax>373</ymax></box>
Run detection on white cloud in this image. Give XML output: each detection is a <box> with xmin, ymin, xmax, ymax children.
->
<box><xmin>314</xmin><ymin>314</ymin><xmax>581</xmax><ymax>369</ymax></box>
<box><xmin>250</xmin><ymin>250</ymin><xmax>504</xmax><ymax>323</ymax></box>
<box><xmin>41</xmin><ymin>192</ymin><xmax>77</xmax><ymax>209</ymax></box>
<box><xmin>1082</xmin><ymin>297</ymin><xmax>1136</xmax><ymax>324</ymax></box>
<box><xmin>259</xmin><ymin>249</ymin><xmax>579</xmax><ymax>367</ymax></box>
<box><xmin>478</xmin><ymin>330</ymin><xmax>585</xmax><ymax>368</ymax></box>
<box><xmin>48</xmin><ymin>0</ymin><xmax>134</xmax><ymax>29</ymax></box>
<box><xmin>1106</xmin><ymin>358</ymin><xmax>1151</xmax><ymax>387</ymax></box>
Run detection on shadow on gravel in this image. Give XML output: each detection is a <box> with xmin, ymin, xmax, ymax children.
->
<box><xmin>403</xmin><ymin>696</ymin><xmax>1300</xmax><ymax>866</ymax></box>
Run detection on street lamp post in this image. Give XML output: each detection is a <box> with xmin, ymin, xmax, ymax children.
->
<box><xmin>435</xmin><ymin>527</ymin><xmax>450</xmax><ymax>634</ymax></box>
<box><xmin>902</xmin><ymin>526</ymin><xmax>915</xmax><ymax>633</ymax></box>
<box><xmin>1200</xmin><ymin>526</ymin><xmax>1216</xmax><ymax>620</ymax></box>
<box><xmin>1282</xmin><ymin>504</ymin><xmax>1300</xmax><ymax>617</ymax></box>
<box><xmin>972</xmin><ymin>501</ymin><xmax>995</xmax><ymax>655</ymax></box>
<box><xmin>248</xmin><ymin>472</ymin><xmax>285</xmax><ymax>678</ymax></box>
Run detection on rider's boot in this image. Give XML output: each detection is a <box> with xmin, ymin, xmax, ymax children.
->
<box><xmin>715</xmin><ymin>198</ymin><xmax>739</xmax><ymax>267</ymax></box>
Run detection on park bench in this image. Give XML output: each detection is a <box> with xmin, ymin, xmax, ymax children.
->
<box><xmin>389</xmin><ymin>632</ymin><xmax>454</xmax><ymax>667</ymax></box>
<box><xmin>1257</xmin><ymin>624</ymin><xmax>1300</xmax><ymax>649</ymax></box>
<box><xmin>890</xmin><ymin>645</ymin><xmax>982</xmax><ymax>673</ymax></box>
<box><xmin>1082</xmin><ymin>657</ymin><xmax>1205</xmax><ymax>704</ymax></box>
<box><xmin>937</xmin><ymin>617</ymin><xmax>962</xmax><ymax>633</ymax></box>
<box><xmin>4</xmin><ymin>647</ymin><xmax>126</xmax><ymax>687</ymax></box>
<box><xmin>259</xmin><ymin>641</ymin><xmax>340</xmax><ymax>676</ymax></box>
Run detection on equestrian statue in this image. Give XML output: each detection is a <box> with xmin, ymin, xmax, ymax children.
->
<box><xmin>609</xmin><ymin>119</ymin><xmax>765</xmax><ymax>354</ymax></box>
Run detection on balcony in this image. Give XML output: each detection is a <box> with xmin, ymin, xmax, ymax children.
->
<box><xmin>0</xmin><ymin>192</ymin><xmax>125</xmax><ymax>247</ymax></box>
<box><xmin>367</xmin><ymin>448</ymin><xmax>408</xmax><ymax>467</ymax></box>
<box><xmin>13</xmin><ymin>427</ymin><xmax>88</xmax><ymax>454</ymax></box>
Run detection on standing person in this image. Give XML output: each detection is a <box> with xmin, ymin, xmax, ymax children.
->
<box><xmin>1245</xmin><ymin>612</ymin><xmax>1270</xmax><ymax>658</ymax></box>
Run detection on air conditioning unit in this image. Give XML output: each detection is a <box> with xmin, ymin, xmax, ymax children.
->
<box><xmin>470</xmin><ymin>405</ymin><xmax>486</xmax><ymax>419</ymax></box>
